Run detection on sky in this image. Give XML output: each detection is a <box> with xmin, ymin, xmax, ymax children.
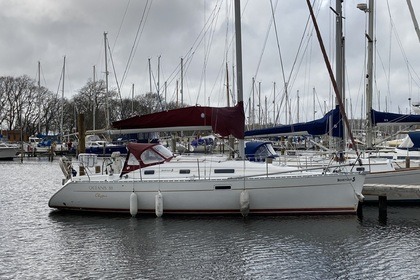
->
<box><xmin>1</xmin><ymin>0</ymin><xmax>420</xmax><ymax>124</ymax></box>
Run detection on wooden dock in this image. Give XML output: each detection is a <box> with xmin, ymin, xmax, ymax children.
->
<box><xmin>363</xmin><ymin>184</ymin><xmax>420</xmax><ymax>198</ymax></box>
<box><xmin>360</xmin><ymin>184</ymin><xmax>420</xmax><ymax>217</ymax></box>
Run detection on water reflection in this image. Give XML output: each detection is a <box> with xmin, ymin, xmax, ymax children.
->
<box><xmin>1</xmin><ymin>160</ymin><xmax>420</xmax><ymax>279</ymax></box>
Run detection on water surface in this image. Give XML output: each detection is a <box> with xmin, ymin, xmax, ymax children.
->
<box><xmin>1</xmin><ymin>158</ymin><xmax>419</xmax><ymax>279</ymax></box>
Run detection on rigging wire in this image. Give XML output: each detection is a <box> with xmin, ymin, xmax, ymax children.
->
<box><xmin>386</xmin><ymin>0</ymin><xmax>392</xmax><ymax>110</ymax></box>
<box><xmin>195</xmin><ymin>1</ymin><xmax>222</xmax><ymax>106</ymax></box>
<box><xmin>270</xmin><ymin>0</ymin><xmax>320</xmax><ymax>124</ymax></box>
<box><xmin>252</xmin><ymin>1</ymin><xmax>277</xmax><ymax>83</ymax></box>
<box><xmin>112</xmin><ymin>0</ymin><xmax>131</xmax><ymax>52</ymax></box>
<box><xmin>164</xmin><ymin>2</ymin><xmax>223</xmax><ymax>101</ymax></box>
<box><xmin>382</xmin><ymin>0</ymin><xmax>420</xmax><ymax>111</ymax></box>
<box><xmin>269</xmin><ymin>0</ymin><xmax>287</xmax><ymax>93</ymax></box>
<box><xmin>120</xmin><ymin>0</ymin><xmax>152</xmax><ymax>89</ymax></box>
<box><xmin>107</xmin><ymin>39</ymin><xmax>123</xmax><ymax>119</ymax></box>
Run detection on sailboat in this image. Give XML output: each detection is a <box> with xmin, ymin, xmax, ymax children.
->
<box><xmin>247</xmin><ymin>0</ymin><xmax>420</xmax><ymax>203</ymax></box>
<box><xmin>48</xmin><ymin>1</ymin><xmax>365</xmax><ymax>216</ymax></box>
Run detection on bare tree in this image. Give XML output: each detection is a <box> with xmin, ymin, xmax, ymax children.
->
<box><xmin>73</xmin><ymin>79</ymin><xmax>118</xmax><ymax>130</ymax></box>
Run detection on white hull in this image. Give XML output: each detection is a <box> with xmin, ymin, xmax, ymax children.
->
<box><xmin>49</xmin><ymin>143</ymin><xmax>365</xmax><ymax>216</ymax></box>
<box><xmin>275</xmin><ymin>151</ymin><xmax>420</xmax><ymax>202</ymax></box>
<box><xmin>0</xmin><ymin>149</ymin><xmax>18</xmax><ymax>159</ymax></box>
<box><xmin>49</xmin><ymin>171</ymin><xmax>364</xmax><ymax>215</ymax></box>
<box><xmin>0</xmin><ymin>144</ymin><xmax>19</xmax><ymax>160</ymax></box>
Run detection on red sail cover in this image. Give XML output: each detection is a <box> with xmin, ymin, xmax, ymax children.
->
<box><xmin>112</xmin><ymin>102</ymin><xmax>245</xmax><ymax>139</ymax></box>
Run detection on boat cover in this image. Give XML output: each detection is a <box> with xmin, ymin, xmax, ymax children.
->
<box><xmin>245</xmin><ymin>106</ymin><xmax>343</xmax><ymax>138</ymax></box>
<box><xmin>245</xmin><ymin>141</ymin><xmax>279</xmax><ymax>162</ymax></box>
<box><xmin>372</xmin><ymin>109</ymin><xmax>420</xmax><ymax>126</ymax></box>
<box><xmin>398</xmin><ymin>131</ymin><xmax>420</xmax><ymax>150</ymax></box>
<box><xmin>112</xmin><ymin>102</ymin><xmax>245</xmax><ymax>139</ymax></box>
<box><xmin>120</xmin><ymin>143</ymin><xmax>174</xmax><ymax>176</ymax></box>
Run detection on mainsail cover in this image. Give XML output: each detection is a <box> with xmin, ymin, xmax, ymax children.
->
<box><xmin>112</xmin><ymin>102</ymin><xmax>245</xmax><ymax>139</ymax></box>
<box><xmin>398</xmin><ymin>131</ymin><xmax>420</xmax><ymax>150</ymax></box>
<box><xmin>245</xmin><ymin>106</ymin><xmax>343</xmax><ymax>138</ymax></box>
<box><xmin>371</xmin><ymin>109</ymin><xmax>420</xmax><ymax>126</ymax></box>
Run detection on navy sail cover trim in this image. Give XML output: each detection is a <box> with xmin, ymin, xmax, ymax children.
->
<box><xmin>371</xmin><ymin>109</ymin><xmax>420</xmax><ymax>126</ymax></box>
<box><xmin>245</xmin><ymin>106</ymin><xmax>343</xmax><ymax>138</ymax></box>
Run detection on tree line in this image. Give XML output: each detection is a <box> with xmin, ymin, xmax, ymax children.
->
<box><xmin>0</xmin><ymin>75</ymin><xmax>181</xmax><ymax>137</ymax></box>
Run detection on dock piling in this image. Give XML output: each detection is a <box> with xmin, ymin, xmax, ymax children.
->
<box><xmin>378</xmin><ymin>195</ymin><xmax>387</xmax><ymax>219</ymax></box>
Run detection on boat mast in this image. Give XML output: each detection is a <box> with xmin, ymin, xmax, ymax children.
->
<box><xmin>252</xmin><ymin>77</ymin><xmax>255</xmax><ymax>129</ymax></box>
<box><xmin>258</xmin><ymin>81</ymin><xmax>261</xmax><ymax>125</ymax></box>
<box><xmin>306</xmin><ymin>0</ymin><xmax>360</xmax><ymax>156</ymax></box>
<box><xmin>407</xmin><ymin>0</ymin><xmax>420</xmax><ymax>44</ymax></box>
<box><xmin>334</xmin><ymin>0</ymin><xmax>346</xmax><ymax>153</ymax></box>
<box><xmin>265</xmin><ymin>95</ymin><xmax>268</xmax><ymax>126</ymax></box>
<box><xmin>359</xmin><ymin>0</ymin><xmax>374</xmax><ymax>150</ymax></box>
<box><xmin>60</xmin><ymin>56</ymin><xmax>65</xmax><ymax>140</ymax></box>
<box><xmin>180</xmin><ymin>57</ymin><xmax>184</xmax><ymax>106</ymax></box>
<box><xmin>37</xmin><ymin>61</ymin><xmax>41</xmax><ymax>134</ymax></box>
<box><xmin>148</xmin><ymin>58</ymin><xmax>152</xmax><ymax>94</ymax></box>
<box><xmin>226</xmin><ymin>62</ymin><xmax>230</xmax><ymax>107</ymax></box>
<box><xmin>157</xmin><ymin>55</ymin><xmax>161</xmax><ymax>100</ymax></box>
<box><xmin>297</xmin><ymin>90</ymin><xmax>300</xmax><ymax>123</ymax></box>
<box><xmin>313</xmin><ymin>87</ymin><xmax>316</xmax><ymax>120</ymax></box>
<box><xmin>234</xmin><ymin>0</ymin><xmax>245</xmax><ymax>159</ymax></box>
<box><xmin>93</xmin><ymin>65</ymin><xmax>96</xmax><ymax>131</ymax></box>
<box><xmin>104</xmin><ymin>32</ymin><xmax>110</xmax><ymax>129</ymax></box>
<box><xmin>273</xmin><ymin>82</ymin><xmax>276</xmax><ymax>126</ymax></box>
<box><xmin>131</xmin><ymin>83</ymin><xmax>135</xmax><ymax>115</ymax></box>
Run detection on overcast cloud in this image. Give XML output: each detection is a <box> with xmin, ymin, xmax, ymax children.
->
<box><xmin>1</xmin><ymin>0</ymin><xmax>420</xmax><ymax>123</ymax></box>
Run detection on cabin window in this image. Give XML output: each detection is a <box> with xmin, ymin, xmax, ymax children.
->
<box><xmin>214</xmin><ymin>169</ymin><xmax>235</xmax><ymax>174</ymax></box>
<box><xmin>179</xmin><ymin>169</ymin><xmax>190</xmax><ymax>174</ymax></box>
<box><xmin>215</xmin><ymin>185</ymin><xmax>231</xmax><ymax>190</ymax></box>
<box><xmin>154</xmin><ymin>145</ymin><xmax>173</xmax><ymax>158</ymax></box>
<box><xmin>144</xmin><ymin>170</ymin><xmax>155</xmax><ymax>175</ymax></box>
<box><xmin>141</xmin><ymin>149</ymin><xmax>164</xmax><ymax>165</ymax></box>
<box><xmin>127</xmin><ymin>153</ymin><xmax>140</xmax><ymax>165</ymax></box>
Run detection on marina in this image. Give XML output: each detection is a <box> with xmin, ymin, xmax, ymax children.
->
<box><xmin>1</xmin><ymin>158</ymin><xmax>420</xmax><ymax>279</ymax></box>
<box><xmin>1</xmin><ymin>0</ymin><xmax>420</xmax><ymax>278</ymax></box>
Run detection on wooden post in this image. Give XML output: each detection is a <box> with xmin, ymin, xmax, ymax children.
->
<box><xmin>78</xmin><ymin>114</ymin><xmax>85</xmax><ymax>156</ymax></box>
<box><xmin>49</xmin><ymin>142</ymin><xmax>56</xmax><ymax>162</ymax></box>
<box><xmin>378</xmin><ymin>195</ymin><xmax>387</xmax><ymax>219</ymax></box>
<box><xmin>406</xmin><ymin>156</ymin><xmax>410</xmax><ymax>168</ymax></box>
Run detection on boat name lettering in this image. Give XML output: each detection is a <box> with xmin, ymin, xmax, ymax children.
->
<box><xmin>95</xmin><ymin>193</ymin><xmax>108</xmax><ymax>199</ymax></box>
<box><xmin>89</xmin><ymin>186</ymin><xmax>114</xmax><ymax>191</ymax></box>
<box><xmin>337</xmin><ymin>177</ymin><xmax>355</xmax><ymax>182</ymax></box>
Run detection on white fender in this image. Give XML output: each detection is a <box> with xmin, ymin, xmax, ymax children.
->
<box><xmin>356</xmin><ymin>192</ymin><xmax>365</xmax><ymax>202</ymax></box>
<box><xmin>240</xmin><ymin>190</ymin><xmax>250</xmax><ymax>217</ymax></box>
<box><xmin>155</xmin><ymin>191</ymin><xmax>163</xmax><ymax>217</ymax></box>
<box><xmin>130</xmin><ymin>192</ymin><xmax>138</xmax><ymax>217</ymax></box>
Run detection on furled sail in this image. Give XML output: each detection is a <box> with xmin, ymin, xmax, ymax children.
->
<box><xmin>245</xmin><ymin>106</ymin><xmax>343</xmax><ymax>138</ymax></box>
<box><xmin>112</xmin><ymin>102</ymin><xmax>245</xmax><ymax>139</ymax></box>
<box><xmin>371</xmin><ymin>109</ymin><xmax>420</xmax><ymax>126</ymax></box>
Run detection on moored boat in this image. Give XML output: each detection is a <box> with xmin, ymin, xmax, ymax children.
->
<box><xmin>0</xmin><ymin>142</ymin><xmax>19</xmax><ymax>160</ymax></box>
<box><xmin>48</xmin><ymin>0</ymin><xmax>366</xmax><ymax>217</ymax></box>
<box><xmin>49</xmin><ymin>142</ymin><xmax>365</xmax><ymax>216</ymax></box>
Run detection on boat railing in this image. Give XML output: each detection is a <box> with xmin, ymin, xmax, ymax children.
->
<box><xmin>226</xmin><ymin>163</ymin><xmax>365</xmax><ymax>181</ymax></box>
